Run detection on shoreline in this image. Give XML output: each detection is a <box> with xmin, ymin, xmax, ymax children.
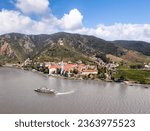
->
<box><xmin>48</xmin><ymin>74</ymin><xmax>104</xmax><ymax>82</ymax></box>
<box><xmin>0</xmin><ymin>66</ymin><xmax>150</xmax><ymax>87</ymax></box>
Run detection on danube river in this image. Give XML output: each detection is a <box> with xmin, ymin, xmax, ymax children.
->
<box><xmin>0</xmin><ymin>67</ymin><xmax>150</xmax><ymax>114</ymax></box>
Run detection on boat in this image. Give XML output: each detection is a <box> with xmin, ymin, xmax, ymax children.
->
<box><xmin>34</xmin><ymin>87</ymin><xmax>56</xmax><ymax>94</ymax></box>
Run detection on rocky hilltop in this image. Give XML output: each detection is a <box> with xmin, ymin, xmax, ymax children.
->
<box><xmin>0</xmin><ymin>32</ymin><xmax>150</xmax><ymax>64</ymax></box>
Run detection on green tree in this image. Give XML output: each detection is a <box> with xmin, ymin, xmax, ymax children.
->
<box><xmin>73</xmin><ymin>68</ymin><xmax>78</xmax><ymax>74</ymax></box>
<box><xmin>44</xmin><ymin>67</ymin><xmax>49</xmax><ymax>74</ymax></box>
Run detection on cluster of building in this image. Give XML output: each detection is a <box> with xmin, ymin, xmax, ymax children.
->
<box><xmin>22</xmin><ymin>56</ymin><xmax>122</xmax><ymax>80</ymax></box>
<box><xmin>95</xmin><ymin>58</ymin><xmax>119</xmax><ymax>70</ymax></box>
<box><xmin>48</xmin><ymin>61</ymin><xmax>98</xmax><ymax>77</ymax></box>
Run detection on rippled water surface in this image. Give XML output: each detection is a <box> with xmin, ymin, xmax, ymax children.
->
<box><xmin>0</xmin><ymin>67</ymin><xmax>150</xmax><ymax>114</ymax></box>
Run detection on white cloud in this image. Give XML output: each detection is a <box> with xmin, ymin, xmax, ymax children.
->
<box><xmin>1</xmin><ymin>1</ymin><xmax>150</xmax><ymax>42</ymax></box>
<box><xmin>0</xmin><ymin>9</ymin><xmax>58</xmax><ymax>34</ymax></box>
<box><xmin>30</xmin><ymin>17</ymin><xmax>59</xmax><ymax>34</ymax></box>
<box><xmin>0</xmin><ymin>9</ymin><xmax>33</xmax><ymax>33</ymax></box>
<box><xmin>0</xmin><ymin>7</ymin><xmax>84</xmax><ymax>34</ymax></box>
<box><xmin>59</xmin><ymin>9</ymin><xmax>83</xmax><ymax>30</ymax></box>
<box><xmin>74</xmin><ymin>24</ymin><xmax>150</xmax><ymax>42</ymax></box>
<box><xmin>15</xmin><ymin>0</ymin><xmax>49</xmax><ymax>14</ymax></box>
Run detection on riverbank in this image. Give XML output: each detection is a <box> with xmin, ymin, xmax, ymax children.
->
<box><xmin>1</xmin><ymin>66</ymin><xmax>150</xmax><ymax>88</ymax></box>
<box><xmin>48</xmin><ymin>73</ymin><xmax>150</xmax><ymax>88</ymax></box>
<box><xmin>112</xmin><ymin>64</ymin><xmax>150</xmax><ymax>84</ymax></box>
<box><xmin>48</xmin><ymin>74</ymin><xmax>104</xmax><ymax>82</ymax></box>
<box><xmin>123</xmin><ymin>81</ymin><xmax>150</xmax><ymax>88</ymax></box>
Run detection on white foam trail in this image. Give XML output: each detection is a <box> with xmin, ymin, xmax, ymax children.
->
<box><xmin>56</xmin><ymin>90</ymin><xmax>75</xmax><ymax>96</ymax></box>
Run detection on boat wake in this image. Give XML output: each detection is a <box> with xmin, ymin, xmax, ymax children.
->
<box><xmin>56</xmin><ymin>90</ymin><xmax>75</xmax><ymax>96</ymax></box>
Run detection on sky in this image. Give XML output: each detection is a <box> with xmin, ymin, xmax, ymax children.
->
<box><xmin>0</xmin><ymin>0</ymin><xmax>150</xmax><ymax>42</ymax></box>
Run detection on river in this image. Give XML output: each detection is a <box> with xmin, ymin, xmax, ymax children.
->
<box><xmin>0</xmin><ymin>67</ymin><xmax>150</xmax><ymax>114</ymax></box>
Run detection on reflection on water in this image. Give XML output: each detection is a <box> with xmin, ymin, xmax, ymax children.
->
<box><xmin>0</xmin><ymin>67</ymin><xmax>150</xmax><ymax>114</ymax></box>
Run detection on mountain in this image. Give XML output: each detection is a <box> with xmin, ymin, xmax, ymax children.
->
<box><xmin>0</xmin><ymin>32</ymin><xmax>124</xmax><ymax>64</ymax></box>
<box><xmin>0</xmin><ymin>32</ymin><xmax>150</xmax><ymax>64</ymax></box>
<box><xmin>0</xmin><ymin>33</ymin><xmax>36</xmax><ymax>63</ymax></box>
<box><xmin>113</xmin><ymin>40</ymin><xmax>150</xmax><ymax>56</ymax></box>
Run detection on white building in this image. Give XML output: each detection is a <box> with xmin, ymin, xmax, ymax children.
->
<box><xmin>48</xmin><ymin>65</ymin><xmax>58</xmax><ymax>75</ymax></box>
<box><xmin>81</xmin><ymin>70</ymin><xmax>98</xmax><ymax>75</ymax></box>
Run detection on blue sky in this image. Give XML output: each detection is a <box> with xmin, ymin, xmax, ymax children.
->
<box><xmin>50</xmin><ymin>0</ymin><xmax>150</xmax><ymax>27</ymax></box>
<box><xmin>0</xmin><ymin>0</ymin><xmax>150</xmax><ymax>42</ymax></box>
<box><xmin>1</xmin><ymin>0</ymin><xmax>150</xmax><ymax>27</ymax></box>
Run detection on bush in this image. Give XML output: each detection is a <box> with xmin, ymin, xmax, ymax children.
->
<box><xmin>73</xmin><ymin>69</ymin><xmax>78</xmax><ymax>74</ymax></box>
<box><xmin>96</xmin><ymin>53</ymin><xmax>110</xmax><ymax>63</ymax></box>
<box><xmin>44</xmin><ymin>67</ymin><xmax>49</xmax><ymax>74</ymax></box>
<box><xmin>97</xmin><ymin>73</ymin><xmax>106</xmax><ymax>79</ymax></box>
<box><xmin>82</xmin><ymin>75</ymin><xmax>88</xmax><ymax>80</ymax></box>
<box><xmin>130</xmin><ymin>64</ymin><xmax>144</xmax><ymax>69</ymax></box>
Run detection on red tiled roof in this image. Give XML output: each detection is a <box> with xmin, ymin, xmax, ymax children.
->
<box><xmin>78</xmin><ymin>64</ymin><xmax>86</xmax><ymax>67</ymax></box>
<box><xmin>64</xmin><ymin>64</ymin><xmax>76</xmax><ymax>69</ymax></box>
<box><xmin>49</xmin><ymin>65</ymin><xmax>60</xmax><ymax>69</ymax></box>
<box><xmin>49</xmin><ymin>64</ymin><xmax>77</xmax><ymax>70</ymax></box>
<box><xmin>79</xmin><ymin>64</ymin><xmax>85</xmax><ymax>66</ymax></box>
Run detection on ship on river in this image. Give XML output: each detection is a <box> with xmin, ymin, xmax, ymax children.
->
<box><xmin>34</xmin><ymin>87</ymin><xmax>56</xmax><ymax>94</ymax></box>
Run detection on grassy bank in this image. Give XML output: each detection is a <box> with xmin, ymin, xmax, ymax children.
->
<box><xmin>114</xmin><ymin>67</ymin><xmax>150</xmax><ymax>84</ymax></box>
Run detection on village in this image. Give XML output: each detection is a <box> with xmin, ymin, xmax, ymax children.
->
<box><xmin>23</xmin><ymin>59</ymin><xmax>100</xmax><ymax>80</ymax></box>
<box><xmin>21</xmin><ymin>56</ymin><xmax>123</xmax><ymax>81</ymax></box>
<box><xmin>2</xmin><ymin>55</ymin><xmax>150</xmax><ymax>82</ymax></box>
<box><xmin>48</xmin><ymin>62</ymin><xmax>98</xmax><ymax>78</ymax></box>
<box><xmin>3</xmin><ymin>54</ymin><xmax>150</xmax><ymax>82</ymax></box>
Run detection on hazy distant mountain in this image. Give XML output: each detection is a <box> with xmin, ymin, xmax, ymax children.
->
<box><xmin>113</xmin><ymin>40</ymin><xmax>150</xmax><ymax>56</ymax></box>
<box><xmin>0</xmin><ymin>32</ymin><xmax>150</xmax><ymax>64</ymax></box>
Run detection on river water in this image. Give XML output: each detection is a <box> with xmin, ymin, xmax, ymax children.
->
<box><xmin>0</xmin><ymin>67</ymin><xmax>150</xmax><ymax>114</ymax></box>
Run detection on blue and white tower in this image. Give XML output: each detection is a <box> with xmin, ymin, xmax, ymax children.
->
<box><xmin>60</xmin><ymin>61</ymin><xmax>64</xmax><ymax>75</ymax></box>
